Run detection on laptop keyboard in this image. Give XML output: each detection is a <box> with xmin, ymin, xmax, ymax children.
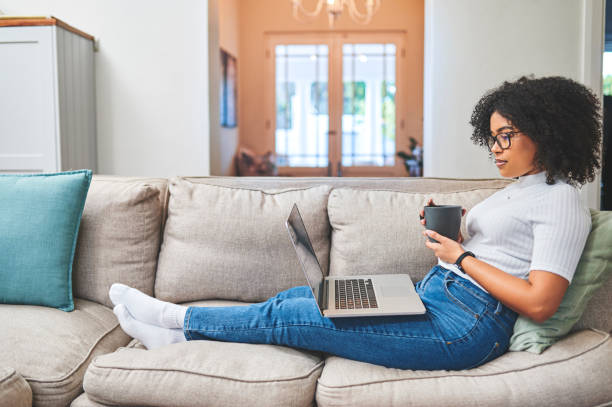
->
<box><xmin>335</xmin><ymin>279</ymin><xmax>378</xmax><ymax>310</ymax></box>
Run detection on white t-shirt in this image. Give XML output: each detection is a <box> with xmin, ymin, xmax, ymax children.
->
<box><xmin>438</xmin><ymin>171</ymin><xmax>591</xmax><ymax>292</ymax></box>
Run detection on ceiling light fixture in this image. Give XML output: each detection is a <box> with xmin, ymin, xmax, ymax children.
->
<box><xmin>291</xmin><ymin>0</ymin><xmax>381</xmax><ymax>28</ymax></box>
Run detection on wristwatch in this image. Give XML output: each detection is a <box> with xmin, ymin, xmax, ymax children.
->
<box><xmin>454</xmin><ymin>251</ymin><xmax>475</xmax><ymax>272</ymax></box>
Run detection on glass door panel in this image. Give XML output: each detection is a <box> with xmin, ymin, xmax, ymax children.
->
<box><xmin>275</xmin><ymin>44</ymin><xmax>329</xmax><ymax>168</ymax></box>
<box><xmin>341</xmin><ymin>42</ymin><xmax>397</xmax><ymax>169</ymax></box>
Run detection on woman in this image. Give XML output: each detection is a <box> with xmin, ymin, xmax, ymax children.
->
<box><xmin>109</xmin><ymin>76</ymin><xmax>601</xmax><ymax>370</ymax></box>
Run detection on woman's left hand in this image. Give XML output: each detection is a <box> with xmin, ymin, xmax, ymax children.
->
<box><xmin>423</xmin><ymin>230</ymin><xmax>465</xmax><ymax>264</ymax></box>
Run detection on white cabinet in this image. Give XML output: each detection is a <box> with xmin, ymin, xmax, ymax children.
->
<box><xmin>0</xmin><ymin>17</ymin><xmax>97</xmax><ymax>173</ymax></box>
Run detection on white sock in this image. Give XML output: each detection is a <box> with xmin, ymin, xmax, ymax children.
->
<box><xmin>109</xmin><ymin>283</ymin><xmax>187</xmax><ymax>329</ymax></box>
<box><xmin>113</xmin><ymin>304</ymin><xmax>186</xmax><ymax>350</ymax></box>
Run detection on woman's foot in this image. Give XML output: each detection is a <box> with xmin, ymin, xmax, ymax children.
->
<box><xmin>109</xmin><ymin>283</ymin><xmax>187</xmax><ymax>329</ymax></box>
<box><xmin>113</xmin><ymin>304</ymin><xmax>186</xmax><ymax>350</ymax></box>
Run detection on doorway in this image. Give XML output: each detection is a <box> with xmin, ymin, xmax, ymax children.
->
<box><xmin>265</xmin><ymin>32</ymin><xmax>410</xmax><ymax>177</ymax></box>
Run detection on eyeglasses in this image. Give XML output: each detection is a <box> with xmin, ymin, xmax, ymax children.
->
<box><xmin>487</xmin><ymin>131</ymin><xmax>520</xmax><ymax>151</ymax></box>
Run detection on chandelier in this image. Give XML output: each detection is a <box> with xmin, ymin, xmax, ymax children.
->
<box><xmin>291</xmin><ymin>0</ymin><xmax>381</xmax><ymax>27</ymax></box>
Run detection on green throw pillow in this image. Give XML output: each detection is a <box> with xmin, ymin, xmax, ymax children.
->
<box><xmin>0</xmin><ymin>170</ymin><xmax>92</xmax><ymax>311</ymax></box>
<box><xmin>509</xmin><ymin>209</ymin><xmax>612</xmax><ymax>353</ymax></box>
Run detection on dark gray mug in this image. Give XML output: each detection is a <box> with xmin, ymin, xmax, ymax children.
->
<box><xmin>424</xmin><ymin>205</ymin><xmax>462</xmax><ymax>243</ymax></box>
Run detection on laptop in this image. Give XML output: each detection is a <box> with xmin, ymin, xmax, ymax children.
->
<box><xmin>285</xmin><ymin>204</ymin><xmax>426</xmax><ymax>318</ymax></box>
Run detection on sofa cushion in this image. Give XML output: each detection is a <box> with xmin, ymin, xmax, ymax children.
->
<box><xmin>0</xmin><ymin>299</ymin><xmax>130</xmax><ymax>407</ymax></box>
<box><xmin>71</xmin><ymin>392</ymin><xmax>113</xmax><ymax>407</ymax></box>
<box><xmin>83</xmin><ymin>337</ymin><xmax>324</xmax><ymax>407</ymax></box>
<box><xmin>0</xmin><ymin>367</ymin><xmax>32</xmax><ymax>407</ymax></box>
<box><xmin>0</xmin><ymin>169</ymin><xmax>92</xmax><ymax>311</ymax></box>
<box><xmin>510</xmin><ymin>209</ymin><xmax>612</xmax><ymax>353</ymax></box>
<box><xmin>316</xmin><ymin>329</ymin><xmax>612</xmax><ymax>407</ymax></box>
<box><xmin>72</xmin><ymin>176</ymin><xmax>168</xmax><ymax>308</ymax></box>
<box><xmin>572</xmin><ymin>212</ymin><xmax>612</xmax><ymax>334</ymax></box>
<box><xmin>327</xmin><ymin>187</ymin><xmax>503</xmax><ymax>282</ymax></box>
<box><xmin>154</xmin><ymin>178</ymin><xmax>332</xmax><ymax>303</ymax></box>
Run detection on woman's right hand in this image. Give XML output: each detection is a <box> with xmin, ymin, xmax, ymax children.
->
<box><xmin>420</xmin><ymin>198</ymin><xmax>467</xmax><ymax>243</ymax></box>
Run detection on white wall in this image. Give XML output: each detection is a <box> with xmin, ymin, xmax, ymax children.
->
<box><xmin>0</xmin><ymin>0</ymin><xmax>211</xmax><ymax>177</ymax></box>
<box><xmin>424</xmin><ymin>0</ymin><xmax>604</xmax><ymax>209</ymax></box>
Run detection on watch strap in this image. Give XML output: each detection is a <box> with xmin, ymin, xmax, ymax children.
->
<box><xmin>455</xmin><ymin>251</ymin><xmax>475</xmax><ymax>272</ymax></box>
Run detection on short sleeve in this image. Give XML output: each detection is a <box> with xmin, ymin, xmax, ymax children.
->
<box><xmin>529</xmin><ymin>186</ymin><xmax>591</xmax><ymax>283</ymax></box>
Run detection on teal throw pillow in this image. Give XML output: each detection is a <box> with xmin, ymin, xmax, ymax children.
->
<box><xmin>0</xmin><ymin>170</ymin><xmax>92</xmax><ymax>311</ymax></box>
<box><xmin>509</xmin><ymin>209</ymin><xmax>612</xmax><ymax>353</ymax></box>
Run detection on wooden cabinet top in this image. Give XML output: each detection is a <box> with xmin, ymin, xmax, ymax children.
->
<box><xmin>0</xmin><ymin>16</ymin><xmax>94</xmax><ymax>41</ymax></box>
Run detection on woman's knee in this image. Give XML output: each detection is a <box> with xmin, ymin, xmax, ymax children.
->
<box><xmin>272</xmin><ymin>285</ymin><xmax>312</xmax><ymax>301</ymax></box>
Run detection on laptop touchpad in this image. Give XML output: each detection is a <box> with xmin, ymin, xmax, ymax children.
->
<box><xmin>381</xmin><ymin>285</ymin><xmax>407</xmax><ymax>297</ymax></box>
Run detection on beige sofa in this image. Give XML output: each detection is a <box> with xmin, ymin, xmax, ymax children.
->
<box><xmin>1</xmin><ymin>175</ymin><xmax>611</xmax><ymax>407</ymax></box>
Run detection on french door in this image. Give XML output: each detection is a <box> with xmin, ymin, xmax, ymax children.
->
<box><xmin>265</xmin><ymin>32</ymin><xmax>408</xmax><ymax>176</ymax></box>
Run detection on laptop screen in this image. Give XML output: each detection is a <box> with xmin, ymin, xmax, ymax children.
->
<box><xmin>286</xmin><ymin>204</ymin><xmax>324</xmax><ymax>306</ymax></box>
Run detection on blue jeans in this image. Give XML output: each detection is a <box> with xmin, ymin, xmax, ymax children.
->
<box><xmin>183</xmin><ymin>265</ymin><xmax>518</xmax><ymax>370</ymax></box>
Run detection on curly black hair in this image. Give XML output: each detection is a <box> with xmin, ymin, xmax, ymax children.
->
<box><xmin>470</xmin><ymin>75</ymin><xmax>601</xmax><ymax>186</ymax></box>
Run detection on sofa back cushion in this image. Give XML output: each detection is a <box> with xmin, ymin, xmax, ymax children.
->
<box><xmin>327</xmin><ymin>187</ymin><xmax>503</xmax><ymax>282</ymax></box>
<box><xmin>72</xmin><ymin>176</ymin><xmax>168</xmax><ymax>307</ymax></box>
<box><xmin>154</xmin><ymin>178</ymin><xmax>332</xmax><ymax>303</ymax></box>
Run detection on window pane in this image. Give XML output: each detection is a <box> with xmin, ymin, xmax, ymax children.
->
<box><xmin>310</xmin><ymin>82</ymin><xmax>328</xmax><ymax>115</ymax></box>
<box><xmin>275</xmin><ymin>44</ymin><xmax>329</xmax><ymax>167</ymax></box>
<box><xmin>342</xmin><ymin>43</ymin><xmax>396</xmax><ymax>167</ymax></box>
<box><xmin>276</xmin><ymin>82</ymin><xmax>295</xmax><ymax>129</ymax></box>
<box><xmin>603</xmin><ymin>52</ymin><xmax>612</xmax><ymax>96</ymax></box>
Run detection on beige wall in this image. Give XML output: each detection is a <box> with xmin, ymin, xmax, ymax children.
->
<box><xmin>216</xmin><ymin>0</ymin><xmax>240</xmax><ymax>175</ymax></box>
<box><xmin>219</xmin><ymin>0</ymin><xmax>240</xmax><ymax>56</ymax></box>
<box><xmin>238</xmin><ymin>0</ymin><xmax>424</xmax><ymax>156</ymax></box>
